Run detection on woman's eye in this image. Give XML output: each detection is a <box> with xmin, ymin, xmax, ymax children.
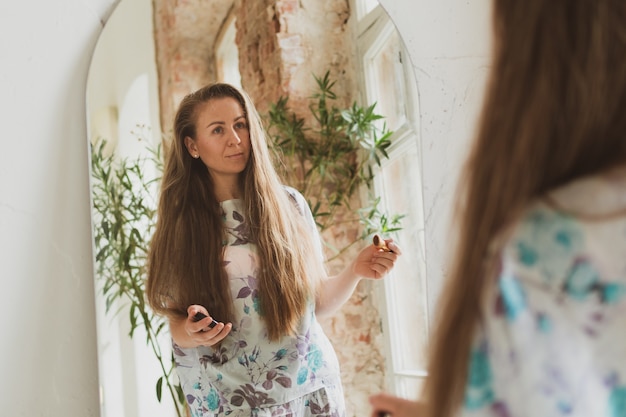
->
<box><xmin>235</xmin><ymin>122</ymin><xmax>248</xmax><ymax>130</ymax></box>
<box><xmin>212</xmin><ymin>126</ymin><xmax>223</xmax><ymax>134</ymax></box>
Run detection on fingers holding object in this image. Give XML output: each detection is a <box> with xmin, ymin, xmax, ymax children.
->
<box><xmin>372</xmin><ymin>234</ymin><xmax>402</xmax><ymax>255</ymax></box>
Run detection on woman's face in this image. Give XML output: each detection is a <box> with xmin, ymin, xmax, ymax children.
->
<box><xmin>184</xmin><ymin>96</ymin><xmax>251</xmax><ymax>187</ymax></box>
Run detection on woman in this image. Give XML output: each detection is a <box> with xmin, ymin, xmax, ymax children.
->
<box><xmin>146</xmin><ymin>83</ymin><xmax>400</xmax><ymax>416</ymax></box>
<box><xmin>370</xmin><ymin>0</ymin><xmax>626</xmax><ymax>416</ymax></box>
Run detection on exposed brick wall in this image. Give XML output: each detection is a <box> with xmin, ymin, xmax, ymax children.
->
<box><xmin>235</xmin><ymin>0</ymin><xmax>356</xmax><ymax>116</ymax></box>
<box><xmin>153</xmin><ymin>0</ymin><xmax>233</xmax><ymax>135</ymax></box>
<box><xmin>234</xmin><ymin>0</ymin><xmax>284</xmax><ymax>116</ymax></box>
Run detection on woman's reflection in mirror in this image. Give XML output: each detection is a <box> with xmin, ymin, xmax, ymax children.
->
<box><xmin>145</xmin><ymin>83</ymin><xmax>401</xmax><ymax>416</ymax></box>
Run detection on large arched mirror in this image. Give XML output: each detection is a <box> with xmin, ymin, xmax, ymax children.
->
<box><xmin>87</xmin><ymin>0</ymin><xmax>427</xmax><ymax>416</ymax></box>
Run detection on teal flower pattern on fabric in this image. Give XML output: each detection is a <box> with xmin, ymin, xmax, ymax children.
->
<box><xmin>298</xmin><ymin>367</ymin><xmax>309</xmax><ymax>385</ymax></box>
<box><xmin>608</xmin><ymin>386</ymin><xmax>626</xmax><ymax>417</ymax></box>
<box><xmin>464</xmin><ymin>344</ymin><xmax>495</xmax><ymax>410</ymax></box>
<box><xmin>603</xmin><ymin>283</ymin><xmax>626</xmax><ymax>304</ymax></box>
<box><xmin>207</xmin><ymin>387</ymin><xmax>220</xmax><ymax>411</ymax></box>
<box><xmin>499</xmin><ymin>272</ymin><xmax>527</xmax><ymax>321</ymax></box>
<box><xmin>514</xmin><ymin>209</ymin><xmax>583</xmax><ymax>283</ymax></box>
<box><xmin>308</xmin><ymin>347</ymin><xmax>323</xmax><ymax>371</ymax></box>
<box><xmin>252</xmin><ymin>294</ymin><xmax>261</xmax><ymax>314</ymax></box>
<box><xmin>295</xmin><ymin>344</ymin><xmax>324</xmax><ymax>385</ymax></box>
<box><xmin>563</xmin><ymin>258</ymin><xmax>600</xmax><ymax>301</ymax></box>
<box><xmin>517</xmin><ymin>241</ymin><xmax>538</xmax><ymax>267</ymax></box>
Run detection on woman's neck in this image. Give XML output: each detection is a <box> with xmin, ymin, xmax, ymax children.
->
<box><xmin>212</xmin><ymin>178</ymin><xmax>242</xmax><ymax>202</ymax></box>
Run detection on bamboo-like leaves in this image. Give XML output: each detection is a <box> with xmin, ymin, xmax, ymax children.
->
<box><xmin>91</xmin><ymin>139</ymin><xmax>186</xmax><ymax>417</ymax></box>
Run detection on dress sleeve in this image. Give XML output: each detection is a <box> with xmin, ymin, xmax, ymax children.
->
<box><xmin>283</xmin><ymin>186</ymin><xmax>325</xmax><ymax>263</ymax></box>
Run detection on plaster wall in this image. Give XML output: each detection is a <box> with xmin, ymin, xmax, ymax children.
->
<box><xmin>0</xmin><ymin>0</ymin><xmax>490</xmax><ymax>415</ymax></box>
<box><xmin>0</xmin><ymin>0</ymin><xmax>119</xmax><ymax>415</ymax></box>
<box><xmin>379</xmin><ymin>0</ymin><xmax>492</xmax><ymax>304</ymax></box>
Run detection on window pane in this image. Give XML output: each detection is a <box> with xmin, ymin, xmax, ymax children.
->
<box><xmin>378</xmin><ymin>142</ymin><xmax>429</xmax><ymax>374</ymax></box>
<box><xmin>358</xmin><ymin>8</ymin><xmax>425</xmax><ymax>399</ymax></box>
<box><xmin>366</xmin><ymin>30</ymin><xmax>407</xmax><ymax>131</ymax></box>
<box><xmin>356</xmin><ymin>0</ymin><xmax>379</xmax><ymax>19</ymax></box>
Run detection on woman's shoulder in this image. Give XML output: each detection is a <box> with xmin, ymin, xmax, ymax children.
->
<box><xmin>506</xmin><ymin>166</ymin><xmax>626</xmax><ymax>248</ymax></box>
<box><xmin>282</xmin><ymin>185</ymin><xmax>304</xmax><ymax>201</ymax></box>
<box><xmin>503</xmin><ymin>203</ymin><xmax>585</xmax><ymax>272</ymax></box>
<box><xmin>282</xmin><ymin>185</ymin><xmax>307</xmax><ymax>214</ymax></box>
<box><xmin>498</xmin><ymin>168</ymin><xmax>626</xmax><ymax>285</ymax></box>
<box><xmin>543</xmin><ymin>166</ymin><xmax>626</xmax><ymax>221</ymax></box>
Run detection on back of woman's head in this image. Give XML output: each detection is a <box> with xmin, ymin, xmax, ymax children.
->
<box><xmin>485</xmin><ymin>0</ymin><xmax>626</xmax><ymax>198</ymax></box>
<box><xmin>424</xmin><ymin>1</ymin><xmax>626</xmax><ymax>416</ymax></box>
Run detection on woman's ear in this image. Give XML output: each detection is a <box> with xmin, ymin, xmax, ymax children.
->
<box><xmin>184</xmin><ymin>136</ymin><xmax>199</xmax><ymax>158</ymax></box>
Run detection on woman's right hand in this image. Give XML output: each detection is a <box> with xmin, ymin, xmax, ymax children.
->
<box><xmin>369</xmin><ymin>392</ymin><xmax>424</xmax><ymax>417</ymax></box>
<box><xmin>169</xmin><ymin>305</ymin><xmax>232</xmax><ymax>348</ymax></box>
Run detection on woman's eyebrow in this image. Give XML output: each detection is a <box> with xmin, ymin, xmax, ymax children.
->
<box><xmin>205</xmin><ymin>115</ymin><xmax>245</xmax><ymax>129</ymax></box>
<box><xmin>206</xmin><ymin>120</ymin><xmax>225</xmax><ymax>128</ymax></box>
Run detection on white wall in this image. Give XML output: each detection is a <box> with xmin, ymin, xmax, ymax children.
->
<box><xmin>0</xmin><ymin>0</ymin><xmax>490</xmax><ymax>415</ymax></box>
<box><xmin>379</xmin><ymin>0</ymin><xmax>492</xmax><ymax>305</ymax></box>
<box><xmin>0</xmin><ymin>0</ymin><xmax>119</xmax><ymax>415</ymax></box>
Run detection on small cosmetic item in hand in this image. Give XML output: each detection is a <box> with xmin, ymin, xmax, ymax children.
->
<box><xmin>192</xmin><ymin>312</ymin><xmax>218</xmax><ymax>328</ymax></box>
<box><xmin>373</xmin><ymin>234</ymin><xmax>393</xmax><ymax>253</ymax></box>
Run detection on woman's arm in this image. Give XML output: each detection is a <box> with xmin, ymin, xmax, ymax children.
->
<box><xmin>315</xmin><ymin>238</ymin><xmax>401</xmax><ymax>317</ymax></box>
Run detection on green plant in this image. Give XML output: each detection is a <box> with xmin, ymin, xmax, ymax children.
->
<box><xmin>267</xmin><ymin>71</ymin><xmax>404</xmax><ymax>260</ymax></box>
<box><xmin>90</xmin><ymin>139</ymin><xmax>186</xmax><ymax>417</ymax></box>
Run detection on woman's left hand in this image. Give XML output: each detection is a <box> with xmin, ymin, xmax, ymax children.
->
<box><xmin>353</xmin><ymin>237</ymin><xmax>401</xmax><ymax>279</ymax></box>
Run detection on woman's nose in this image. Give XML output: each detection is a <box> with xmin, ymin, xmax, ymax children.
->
<box><xmin>227</xmin><ymin>128</ymin><xmax>241</xmax><ymax>145</ymax></box>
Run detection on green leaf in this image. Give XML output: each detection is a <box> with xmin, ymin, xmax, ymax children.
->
<box><xmin>176</xmin><ymin>383</ymin><xmax>185</xmax><ymax>404</ymax></box>
<box><xmin>156</xmin><ymin>376</ymin><xmax>163</xmax><ymax>402</ymax></box>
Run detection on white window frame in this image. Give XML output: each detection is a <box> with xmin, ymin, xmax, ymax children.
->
<box><xmin>353</xmin><ymin>1</ymin><xmax>429</xmax><ymax>399</ymax></box>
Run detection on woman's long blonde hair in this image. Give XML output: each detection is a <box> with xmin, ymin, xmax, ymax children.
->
<box><xmin>146</xmin><ymin>83</ymin><xmax>325</xmax><ymax>340</ymax></box>
<box><xmin>424</xmin><ymin>1</ymin><xmax>626</xmax><ymax>415</ymax></box>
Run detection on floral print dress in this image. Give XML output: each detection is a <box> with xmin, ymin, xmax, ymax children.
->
<box><xmin>461</xmin><ymin>171</ymin><xmax>626</xmax><ymax>417</ymax></box>
<box><xmin>173</xmin><ymin>189</ymin><xmax>345</xmax><ymax>417</ymax></box>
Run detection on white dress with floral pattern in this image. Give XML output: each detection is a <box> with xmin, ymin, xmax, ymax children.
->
<box><xmin>173</xmin><ymin>189</ymin><xmax>345</xmax><ymax>417</ymax></box>
<box><xmin>461</xmin><ymin>171</ymin><xmax>626</xmax><ymax>417</ymax></box>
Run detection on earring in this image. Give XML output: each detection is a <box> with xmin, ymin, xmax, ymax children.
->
<box><xmin>193</xmin><ymin>154</ymin><xmax>199</xmax><ymax>159</ymax></box>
